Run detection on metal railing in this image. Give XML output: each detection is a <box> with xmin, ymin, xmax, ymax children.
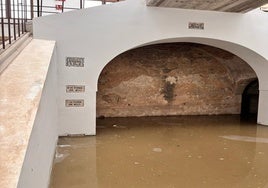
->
<box><xmin>0</xmin><ymin>0</ymin><xmax>27</xmax><ymax>50</ymax></box>
<box><xmin>0</xmin><ymin>0</ymin><xmax>120</xmax><ymax>51</ymax></box>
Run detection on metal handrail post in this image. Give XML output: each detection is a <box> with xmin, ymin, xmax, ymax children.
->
<box><xmin>17</xmin><ymin>0</ymin><xmax>20</xmax><ymax>37</ymax></box>
<box><xmin>0</xmin><ymin>0</ymin><xmax>5</xmax><ymax>49</ymax></box>
<box><xmin>6</xmin><ymin>0</ymin><xmax>12</xmax><ymax>44</ymax></box>
<box><xmin>12</xmin><ymin>0</ymin><xmax>16</xmax><ymax>40</ymax></box>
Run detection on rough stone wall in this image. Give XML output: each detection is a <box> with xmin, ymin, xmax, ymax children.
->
<box><xmin>97</xmin><ymin>43</ymin><xmax>257</xmax><ymax>117</ymax></box>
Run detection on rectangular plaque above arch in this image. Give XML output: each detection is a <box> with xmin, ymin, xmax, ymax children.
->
<box><xmin>188</xmin><ymin>22</ymin><xmax>204</xmax><ymax>30</ymax></box>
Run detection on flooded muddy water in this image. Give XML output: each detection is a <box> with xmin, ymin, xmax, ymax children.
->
<box><xmin>50</xmin><ymin>115</ymin><xmax>268</xmax><ymax>188</ymax></box>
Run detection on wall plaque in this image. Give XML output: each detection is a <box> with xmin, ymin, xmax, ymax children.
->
<box><xmin>65</xmin><ymin>99</ymin><xmax>84</xmax><ymax>107</ymax></box>
<box><xmin>66</xmin><ymin>85</ymin><xmax>85</xmax><ymax>93</ymax></box>
<box><xmin>66</xmin><ymin>57</ymin><xmax>84</xmax><ymax>67</ymax></box>
<box><xmin>188</xmin><ymin>22</ymin><xmax>204</xmax><ymax>30</ymax></box>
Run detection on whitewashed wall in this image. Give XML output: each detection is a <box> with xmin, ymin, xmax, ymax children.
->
<box><xmin>33</xmin><ymin>0</ymin><xmax>268</xmax><ymax>135</ymax></box>
<box><xmin>17</xmin><ymin>49</ymin><xmax>58</xmax><ymax>188</ymax></box>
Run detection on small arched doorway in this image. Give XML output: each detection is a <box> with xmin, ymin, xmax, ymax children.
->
<box><xmin>241</xmin><ymin>80</ymin><xmax>259</xmax><ymax>120</ymax></box>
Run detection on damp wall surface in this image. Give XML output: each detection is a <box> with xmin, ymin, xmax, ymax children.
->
<box><xmin>33</xmin><ymin>0</ymin><xmax>268</xmax><ymax>135</ymax></box>
<box><xmin>97</xmin><ymin>43</ymin><xmax>257</xmax><ymax>117</ymax></box>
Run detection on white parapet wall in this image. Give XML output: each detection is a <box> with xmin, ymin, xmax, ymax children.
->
<box><xmin>0</xmin><ymin>39</ymin><xmax>57</xmax><ymax>188</ymax></box>
<box><xmin>33</xmin><ymin>0</ymin><xmax>268</xmax><ymax>136</ymax></box>
<box><xmin>17</xmin><ymin>41</ymin><xmax>58</xmax><ymax>188</ymax></box>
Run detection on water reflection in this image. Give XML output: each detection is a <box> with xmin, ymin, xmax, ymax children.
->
<box><xmin>220</xmin><ymin>135</ymin><xmax>268</xmax><ymax>144</ymax></box>
<box><xmin>50</xmin><ymin>115</ymin><xmax>268</xmax><ymax>188</ymax></box>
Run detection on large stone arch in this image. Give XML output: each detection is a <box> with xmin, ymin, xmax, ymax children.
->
<box><xmin>96</xmin><ymin>37</ymin><xmax>268</xmax><ymax>131</ymax></box>
<box><xmin>97</xmin><ymin>42</ymin><xmax>258</xmax><ymax>118</ymax></box>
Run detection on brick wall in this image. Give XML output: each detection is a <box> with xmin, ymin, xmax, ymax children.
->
<box><xmin>97</xmin><ymin>43</ymin><xmax>257</xmax><ymax>117</ymax></box>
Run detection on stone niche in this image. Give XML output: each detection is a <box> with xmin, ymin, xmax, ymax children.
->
<box><xmin>97</xmin><ymin>43</ymin><xmax>257</xmax><ymax>117</ymax></box>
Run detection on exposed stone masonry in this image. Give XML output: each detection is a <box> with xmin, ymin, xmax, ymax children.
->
<box><xmin>97</xmin><ymin>43</ymin><xmax>257</xmax><ymax>117</ymax></box>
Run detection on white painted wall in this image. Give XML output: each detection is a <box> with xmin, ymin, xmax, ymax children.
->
<box><xmin>33</xmin><ymin>0</ymin><xmax>268</xmax><ymax>135</ymax></box>
<box><xmin>17</xmin><ymin>49</ymin><xmax>58</xmax><ymax>188</ymax></box>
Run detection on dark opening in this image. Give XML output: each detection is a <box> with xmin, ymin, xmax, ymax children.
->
<box><xmin>241</xmin><ymin>80</ymin><xmax>259</xmax><ymax>120</ymax></box>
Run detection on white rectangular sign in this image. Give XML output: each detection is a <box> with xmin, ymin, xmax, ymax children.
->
<box><xmin>66</xmin><ymin>85</ymin><xmax>85</xmax><ymax>93</ymax></box>
<box><xmin>65</xmin><ymin>99</ymin><xmax>84</xmax><ymax>107</ymax></box>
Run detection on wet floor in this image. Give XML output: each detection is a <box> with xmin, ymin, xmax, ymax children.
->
<box><xmin>50</xmin><ymin>115</ymin><xmax>268</xmax><ymax>188</ymax></box>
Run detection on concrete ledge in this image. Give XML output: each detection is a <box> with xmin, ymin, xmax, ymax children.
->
<box><xmin>0</xmin><ymin>33</ymin><xmax>32</xmax><ymax>74</ymax></box>
<box><xmin>0</xmin><ymin>39</ymin><xmax>57</xmax><ymax>188</ymax></box>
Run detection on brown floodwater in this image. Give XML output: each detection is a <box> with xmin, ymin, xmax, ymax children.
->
<box><xmin>50</xmin><ymin>115</ymin><xmax>268</xmax><ymax>188</ymax></box>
